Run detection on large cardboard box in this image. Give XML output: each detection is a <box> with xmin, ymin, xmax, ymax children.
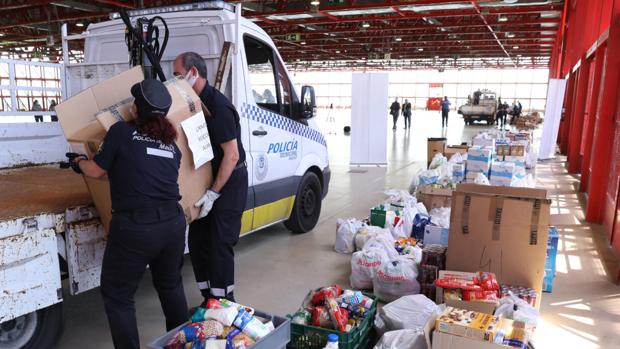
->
<box><xmin>427</xmin><ymin>137</ymin><xmax>446</xmax><ymax>165</ymax></box>
<box><xmin>446</xmin><ymin>184</ymin><xmax>551</xmax><ymax>308</ymax></box>
<box><xmin>416</xmin><ymin>185</ymin><xmax>453</xmax><ymax>210</ymax></box>
<box><xmin>444</xmin><ymin>144</ymin><xmax>469</xmax><ymax>160</ymax></box>
<box><xmin>56</xmin><ymin>67</ymin><xmax>213</xmax><ymax>232</ymax></box>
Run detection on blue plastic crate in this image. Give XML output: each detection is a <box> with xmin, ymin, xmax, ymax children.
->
<box><xmin>543</xmin><ymin>268</ymin><xmax>555</xmax><ymax>293</ymax></box>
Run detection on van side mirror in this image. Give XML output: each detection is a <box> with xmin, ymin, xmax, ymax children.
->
<box><xmin>300</xmin><ymin>85</ymin><xmax>316</xmax><ymax>119</ymax></box>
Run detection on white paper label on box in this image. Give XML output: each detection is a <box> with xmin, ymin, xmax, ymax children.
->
<box><xmin>181</xmin><ymin>111</ymin><xmax>214</xmax><ymax>169</ymax></box>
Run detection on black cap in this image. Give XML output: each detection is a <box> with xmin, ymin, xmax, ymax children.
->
<box><xmin>130</xmin><ymin>79</ymin><xmax>172</xmax><ymax>119</ymax></box>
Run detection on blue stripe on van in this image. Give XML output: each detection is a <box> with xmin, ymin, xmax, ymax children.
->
<box><xmin>240</xmin><ymin>103</ymin><xmax>327</xmax><ymax>146</ymax></box>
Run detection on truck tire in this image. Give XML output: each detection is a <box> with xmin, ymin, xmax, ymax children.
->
<box><xmin>0</xmin><ymin>303</ymin><xmax>63</xmax><ymax>349</ymax></box>
<box><xmin>284</xmin><ymin>172</ymin><xmax>322</xmax><ymax>234</ymax></box>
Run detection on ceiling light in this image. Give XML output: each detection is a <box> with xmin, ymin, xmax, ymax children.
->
<box><xmin>517</xmin><ymin>54</ymin><xmax>522</xmax><ymax>57</ymax></box>
<box><xmin>395</xmin><ymin>37</ymin><xmax>402</xmax><ymax>41</ymax></box>
<box><xmin>0</xmin><ymin>33</ymin><xmax>4</xmax><ymax>37</ymax></box>
<box><xmin>335</xmin><ymin>50</ymin><xmax>340</xmax><ymax>53</ymax></box>
<box><xmin>513</xmin><ymin>45</ymin><xmax>519</xmax><ymax>49</ymax></box>
<box><xmin>498</xmin><ymin>16</ymin><xmax>508</xmax><ymax>22</ymax></box>
<box><xmin>362</xmin><ymin>22</ymin><xmax>370</xmax><ymax>28</ymax></box>
<box><xmin>76</xmin><ymin>22</ymin><xmax>84</xmax><ymax>27</ymax></box>
<box><xmin>310</xmin><ymin>0</ymin><xmax>320</xmax><ymax>5</ymax></box>
<box><xmin>435</xmin><ymin>55</ymin><xmax>439</xmax><ymax>58</ymax></box>
<box><xmin>301</xmin><ymin>41</ymin><xmax>306</xmax><ymax>45</ymax></box>
<box><xmin>418</xmin><ymin>48</ymin><xmax>424</xmax><ymax>52</ymax></box>
<box><xmin>506</xmin><ymin>33</ymin><xmax>515</xmax><ymax>38</ymax></box>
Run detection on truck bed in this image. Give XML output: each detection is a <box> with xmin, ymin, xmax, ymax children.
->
<box><xmin>0</xmin><ymin>166</ymin><xmax>91</xmax><ymax>221</ymax></box>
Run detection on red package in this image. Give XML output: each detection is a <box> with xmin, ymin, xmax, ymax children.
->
<box><xmin>434</xmin><ymin>277</ymin><xmax>481</xmax><ymax>291</ymax></box>
<box><xmin>310</xmin><ymin>285</ymin><xmax>343</xmax><ymax>306</ymax></box>
<box><xmin>339</xmin><ymin>308</ymin><xmax>349</xmax><ymax>324</ymax></box>
<box><xmin>476</xmin><ymin>272</ymin><xmax>499</xmax><ymax>291</ymax></box>
<box><xmin>206</xmin><ymin>298</ymin><xmax>222</xmax><ymax>309</ymax></box>
<box><xmin>311</xmin><ymin>306</ymin><xmax>332</xmax><ymax>328</ymax></box>
<box><xmin>462</xmin><ymin>290</ymin><xmax>499</xmax><ymax>301</ymax></box>
<box><xmin>325</xmin><ymin>296</ymin><xmax>347</xmax><ymax>332</ymax></box>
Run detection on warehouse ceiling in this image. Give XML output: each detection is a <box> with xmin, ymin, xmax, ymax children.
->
<box><xmin>0</xmin><ymin>0</ymin><xmax>563</xmax><ymax>70</ymax></box>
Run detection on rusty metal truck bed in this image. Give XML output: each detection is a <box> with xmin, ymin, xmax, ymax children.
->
<box><xmin>0</xmin><ymin>166</ymin><xmax>91</xmax><ymax>221</ymax></box>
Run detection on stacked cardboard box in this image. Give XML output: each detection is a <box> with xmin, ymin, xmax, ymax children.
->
<box><xmin>489</xmin><ymin>161</ymin><xmax>515</xmax><ymax>186</ymax></box>
<box><xmin>465</xmin><ymin>146</ymin><xmax>493</xmax><ymax>181</ymax></box>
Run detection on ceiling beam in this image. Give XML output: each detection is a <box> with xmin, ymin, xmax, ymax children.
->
<box><xmin>0</xmin><ymin>0</ymin><xmax>52</xmax><ymax>11</ymax></box>
<box><xmin>93</xmin><ymin>0</ymin><xmax>136</xmax><ymax>8</ymax></box>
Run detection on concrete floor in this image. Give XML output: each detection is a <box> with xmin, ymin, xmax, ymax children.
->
<box><xmin>57</xmin><ymin>111</ymin><xmax>620</xmax><ymax>349</ymax></box>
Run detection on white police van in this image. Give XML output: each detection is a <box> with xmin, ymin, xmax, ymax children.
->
<box><xmin>0</xmin><ymin>2</ymin><xmax>329</xmax><ymax>347</ymax></box>
<box><xmin>77</xmin><ymin>1</ymin><xmax>330</xmax><ymax>234</ymax></box>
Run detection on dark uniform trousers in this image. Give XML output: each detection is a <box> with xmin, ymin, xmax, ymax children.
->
<box><xmin>441</xmin><ymin>109</ymin><xmax>449</xmax><ymax>127</ymax></box>
<box><xmin>100</xmin><ymin>203</ymin><xmax>188</xmax><ymax>349</ymax></box>
<box><xmin>188</xmin><ymin>166</ymin><xmax>248</xmax><ymax>300</ymax></box>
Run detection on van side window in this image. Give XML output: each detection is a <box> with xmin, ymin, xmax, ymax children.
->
<box><xmin>244</xmin><ymin>36</ymin><xmax>279</xmax><ymax>115</ymax></box>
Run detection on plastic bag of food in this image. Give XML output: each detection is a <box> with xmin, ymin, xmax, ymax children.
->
<box><xmin>429</xmin><ymin>207</ymin><xmax>450</xmax><ymax>229</ymax></box>
<box><xmin>418</xmin><ymin>169</ymin><xmax>441</xmax><ymax>185</ymax></box>
<box><xmin>386</xmin><ymin>217</ymin><xmax>408</xmax><ymax>239</ymax></box>
<box><xmin>448</xmin><ymin>152</ymin><xmax>464</xmax><ymax>164</ymax></box>
<box><xmin>373</xmin><ymin>258</ymin><xmax>420</xmax><ymax>302</ymax></box>
<box><xmin>399</xmin><ymin>244</ymin><xmax>423</xmax><ymax>264</ymax></box>
<box><xmin>335</xmin><ymin>218</ymin><xmax>363</xmax><ymax>254</ymax></box>
<box><xmin>373</xmin><ymin>329</ymin><xmax>427</xmax><ymax>349</ymax></box>
<box><xmin>428</xmin><ymin>153</ymin><xmax>447</xmax><ymax>170</ymax></box>
<box><xmin>354</xmin><ymin>225</ymin><xmax>393</xmax><ymax>251</ymax></box>
<box><xmin>363</xmin><ymin>236</ymin><xmax>399</xmax><ymax>258</ymax></box>
<box><xmin>495</xmin><ymin>295</ymin><xmax>539</xmax><ymax>329</ymax></box>
<box><xmin>474</xmin><ymin>172</ymin><xmax>490</xmax><ymax>185</ymax></box>
<box><xmin>375</xmin><ymin>294</ymin><xmax>441</xmax><ymax>333</ymax></box>
<box><xmin>351</xmin><ymin>248</ymin><xmax>391</xmax><ymax>289</ymax></box>
<box><xmin>384</xmin><ymin>189</ymin><xmax>417</xmax><ymax>208</ymax></box>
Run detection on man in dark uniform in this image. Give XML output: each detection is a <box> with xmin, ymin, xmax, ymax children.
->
<box><xmin>69</xmin><ymin>79</ymin><xmax>188</xmax><ymax>348</ymax></box>
<box><xmin>389</xmin><ymin>98</ymin><xmax>400</xmax><ymax>130</ymax></box>
<box><xmin>173</xmin><ymin>52</ymin><xmax>248</xmax><ymax>303</ymax></box>
<box><xmin>402</xmin><ymin>98</ymin><xmax>412</xmax><ymax>129</ymax></box>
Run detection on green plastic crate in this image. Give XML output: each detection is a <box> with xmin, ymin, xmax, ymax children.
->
<box><xmin>287</xmin><ymin>294</ymin><xmax>377</xmax><ymax>349</ymax></box>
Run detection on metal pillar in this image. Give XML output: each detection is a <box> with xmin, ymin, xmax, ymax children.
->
<box><xmin>586</xmin><ymin>0</ymin><xmax>620</xmax><ymax>225</ymax></box>
<box><xmin>567</xmin><ymin>57</ymin><xmax>591</xmax><ymax>173</ymax></box>
<box><xmin>580</xmin><ymin>47</ymin><xmax>606</xmax><ymax>192</ymax></box>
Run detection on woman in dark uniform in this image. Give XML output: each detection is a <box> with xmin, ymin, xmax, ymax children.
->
<box><xmin>69</xmin><ymin>79</ymin><xmax>188</xmax><ymax>349</ymax></box>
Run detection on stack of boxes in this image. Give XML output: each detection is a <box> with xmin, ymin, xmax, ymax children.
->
<box><xmin>489</xmin><ymin>161</ymin><xmax>516</xmax><ymax>186</ymax></box>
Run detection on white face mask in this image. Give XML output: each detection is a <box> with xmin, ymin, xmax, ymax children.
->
<box><xmin>185</xmin><ymin>69</ymin><xmax>198</xmax><ymax>87</ymax></box>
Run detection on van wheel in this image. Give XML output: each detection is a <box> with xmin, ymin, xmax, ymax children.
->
<box><xmin>0</xmin><ymin>303</ymin><xmax>63</xmax><ymax>349</ymax></box>
<box><xmin>285</xmin><ymin>172</ymin><xmax>322</xmax><ymax>234</ymax></box>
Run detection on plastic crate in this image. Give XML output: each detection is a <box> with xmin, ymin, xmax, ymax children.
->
<box><xmin>546</xmin><ymin>226</ymin><xmax>559</xmax><ymax>274</ymax></box>
<box><xmin>287</xmin><ymin>295</ymin><xmax>377</xmax><ymax>349</ymax></box>
<box><xmin>148</xmin><ymin>310</ymin><xmax>290</xmax><ymax>349</ymax></box>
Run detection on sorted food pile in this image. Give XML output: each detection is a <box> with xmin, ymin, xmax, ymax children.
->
<box><xmin>164</xmin><ymin>299</ymin><xmax>275</xmax><ymax>349</ymax></box>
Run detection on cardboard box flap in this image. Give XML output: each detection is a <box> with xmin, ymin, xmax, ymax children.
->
<box><xmin>56</xmin><ymin>67</ymin><xmax>144</xmax><ymax>138</ymax></box>
<box><xmin>456</xmin><ymin>183</ymin><xmax>548</xmax><ymax>200</ymax></box>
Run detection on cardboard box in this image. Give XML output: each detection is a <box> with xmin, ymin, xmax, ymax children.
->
<box><xmin>451</xmin><ymin>163</ymin><xmax>465</xmax><ymax>183</ymax></box>
<box><xmin>489</xmin><ymin>161</ymin><xmax>515</xmax><ymax>187</ymax></box>
<box><xmin>424</xmin><ymin>224</ymin><xmax>449</xmax><ymax>246</ymax></box>
<box><xmin>473</xmin><ymin>137</ymin><xmax>496</xmax><ymax>148</ymax></box>
<box><xmin>56</xmin><ymin>67</ymin><xmax>213</xmax><ymax>232</ymax></box>
<box><xmin>428</xmin><ymin>137</ymin><xmax>447</xmax><ymax>165</ymax></box>
<box><xmin>510</xmin><ymin>144</ymin><xmax>525</xmax><ymax>156</ymax></box>
<box><xmin>435</xmin><ymin>306</ymin><xmax>513</xmax><ymax>343</ymax></box>
<box><xmin>434</xmin><ymin>270</ymin><xmax>499</xmax><ymax>315</ymax></box>
<box><xmin>503</xmin><ymin>155</ymin><xmax>526</xmax><ymax>176</ymax></box>
<box><xmin>444</xmin><ymin>145</ymin><xmax>469</xmax><ymax>160</ymax></box>
<box><xmin>466</xmin><ymin>147</ymin><xmax>493</xmax><ymax>174</ymax></box>
<box><xmin>416</xmin><ymin>185</ymin><xmax>453</xmax><ymax>210</ymax></box>
<box><xmin>446</xmin><ymin>184</ymin><xmax>551</xmax><ymax>309</ymax></box>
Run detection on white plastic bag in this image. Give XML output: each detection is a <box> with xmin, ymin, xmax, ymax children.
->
<box><xmin>400</xmin><ymin>205</ymin><xmax>420</xmax><ymax>240</ymax></box>
<box><xmin>448</xmin><ymin>152</ymin><xmax>464</xmax><ymax>164</ymax></box>
<box><xmin>386</xmin><ymin>218</ymin><xmax>408</xmax><ymax>239</ymax></box>
<box><xmin>363</xmin><ymin>236</ymin><xmax>399</xmax><ymax>259</ymax></box>
<box><xmin>354</xmin><ymin>226</ymin><xmax>393</xmax><ymax>251</ymax></box>
<box><xmin>373</xmin><ymin>329</ymin><xmax>427</xmax><ymax>349</ymax></box>
<box><xmin>335</xmin><ymin>219</ymin><xmax>363</xmax><ymax>254</ymax></box>
<box><xmin>409</xmin><ymin>169</ymin><xmax>423</xmax><ymax>194</ymax></box>
<box><xmin>384</xmin><ymin>189</ymin><xmax>417</xmax><ymax>208</ymax></box>
<box><xmin>429</xmin><ymin>207</ymin><xmax>450</xmax><ymax>228</ymax></box>
<box><xmin>474</xmin><ymin>172</ymin><xmax>490</xmax><ymax>185</ymax></box>
<box><xmin>428</xmin><ymin>153</ymin><xmax>447</xmax><ymax>170</ymax></box>
<box><xmin>495</xmin><ymin>295</ymin><xmax>539</xmax><ymax>329</ymax></box>
<box><xmin>373</xmin><ymin>258</ymin><xmax>420</xmax><ymax>302</ymax></box>
<box><xmin>375</xmin><ymin>295</ymin><xmax>440</xmax><ymax>333</ymax></box>
<box><xmin>418</xmin><ymin>169</ymin><xmax>440</xmax><ymax>185</ymax></box>
<box><xmin>350</xmin><ymin>247</ymin><xmax>390</xmax><ymax>290</ymax></box>
<box><xmin>399</xmin><ymin>244</ymin><xmax>423</xmax><ymax>264</ymax></box>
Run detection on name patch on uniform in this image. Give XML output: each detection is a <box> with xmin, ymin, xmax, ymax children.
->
<box><xmin>147</xmin><ymin>147</ymin><xmax>174</xmax><ymax>159</ymax></box>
